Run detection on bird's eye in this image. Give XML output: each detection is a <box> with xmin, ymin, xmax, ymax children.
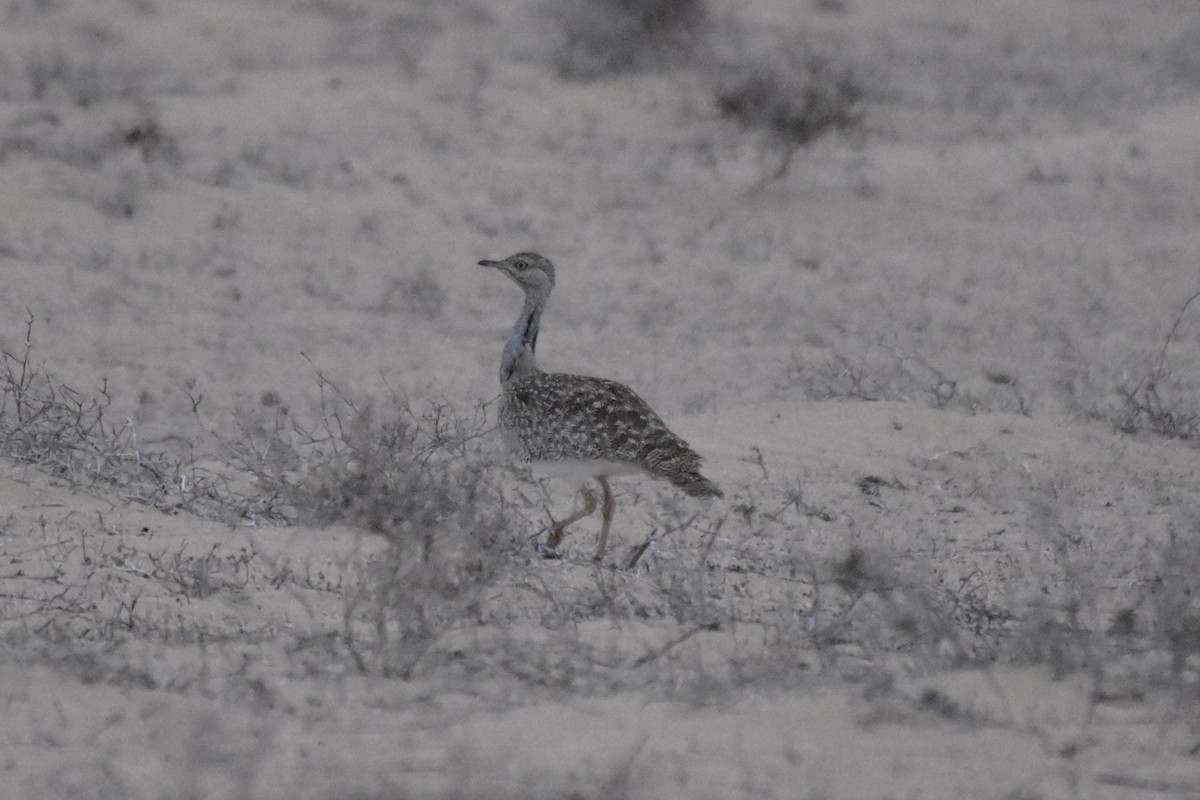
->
<box><xmin>513</xmin><ymin>260</ymin><xmax>528</xmax><ymax>271</ymax></box>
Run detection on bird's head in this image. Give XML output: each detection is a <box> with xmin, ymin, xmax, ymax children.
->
<box><xmin>478</xmin><ymin>252</ymin><xmax>555</xmax><ymax>295</ymax></box>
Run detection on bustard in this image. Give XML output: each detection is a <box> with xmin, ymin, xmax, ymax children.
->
<box><xmin>479</xmin><ymin>252</ymin><xmax>721</xmax><ymax>562</ymax></box>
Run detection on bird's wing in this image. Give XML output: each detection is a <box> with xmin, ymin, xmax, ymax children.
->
<box><xmin>505</xmin><ymin>373</ymin><xmax>702</xmax><ymax>468</ymax></box>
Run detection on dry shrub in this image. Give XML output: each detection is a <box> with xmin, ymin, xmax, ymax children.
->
<box><xmin>784</xmin><ymin>343</ymin><xmax>1030</xmax><ymax>415</ymax></box>
<box><xmin>1113</xmin><ymin>377</ymin><xmax>1200</xmax><ymax>441</ymax></box>
<box><xmin>0</xmin><ymin>315</ymin><xmax>288</xmax><ymax>523</ymax></box>
<box><xmin>1110</xmin><ymin>288</ymin><xmax>1200</xmax><ymax>441</ymax></box>
<box><xmin>712</xmin><ymin>29</ymin><xmax>864</xmax><ymax>178</ymax></box>
<box><xmin>232</xmin><ymin>371</ymin><xmax>515</xmax><ymax>678</ymax></box>
<box><xmin>716</xmin><ymin>54</ymin><xmax>862</xmax><ymax>146</ymax></box>
<box><xmin>0</xmin><ymin>312</ymin><xmax>512</xmax><ymax>680</ymax></box>
<box><xmin>1</xmin><ymin>314</ymin><xmax>174</xmax><ymax>509</ymax></box>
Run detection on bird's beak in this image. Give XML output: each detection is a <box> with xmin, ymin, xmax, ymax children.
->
<box><xmin>478</xmin><ymin>259</ymin><xmax>500</xmax><ymax>268</ymax></box>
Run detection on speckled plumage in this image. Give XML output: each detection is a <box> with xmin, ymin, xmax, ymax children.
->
<box><xmin>499</xmin><ymin>372</ymin><xmax>720</xmax><ymax>496</ymax></box>
<box><xmin>478</xmin><ymin>251</ymin><xmax>721</xmax><ymax>561</ymax></box>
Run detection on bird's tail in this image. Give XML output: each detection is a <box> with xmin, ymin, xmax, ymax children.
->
<box><xmin>669</xmin><ymin>470</ymin><xmax>723</xmax><ymax>499</ymax></box>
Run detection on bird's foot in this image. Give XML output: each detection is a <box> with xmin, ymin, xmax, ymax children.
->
<box><xmin>535</xmin><ymin>542</ymin><xmax>563</xmax><ymax>560</ymax></box>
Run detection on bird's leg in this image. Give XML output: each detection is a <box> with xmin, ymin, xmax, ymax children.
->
<box><xmin>594</xmin><ymin>476</ymin><xmax>615</xmax><ymax>563</ymax></box>
<box><xmin>543</xmin><ymin>484</ymin><xmax>598</xmax><ymax>556</ymax></box>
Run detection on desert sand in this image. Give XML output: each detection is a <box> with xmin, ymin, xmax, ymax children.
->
<box><xmin>2</xmin><ymin>1</ymin><xmax>1200</xmax><ymax>798</ymax></box>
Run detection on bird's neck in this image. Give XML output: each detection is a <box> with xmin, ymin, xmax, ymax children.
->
<box><xmin>501</xmin><ymin>288</ymin><xmax>547</xmax><ymax>383</ymax></box>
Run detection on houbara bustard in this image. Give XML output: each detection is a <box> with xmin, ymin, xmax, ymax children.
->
<box><xmin>479</xmin><ymin>252</ymin><xmax>721</xmax><ymax>563</ymax></box>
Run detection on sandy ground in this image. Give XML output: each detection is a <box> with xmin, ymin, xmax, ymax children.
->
<box><xmin>3</xmin><ymin>0</ymin><xmax>1200</xmax><ymax>797</ymax></box>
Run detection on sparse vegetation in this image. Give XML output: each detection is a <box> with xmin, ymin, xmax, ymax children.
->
<box><xmin>2</xmin><ymin>0</ymin><xmax>1200</xmax><ymax>795</ymax></box>
<box><xmin>4</xmin><ymin>311</ymin><xmax>1200</xmax><ymax>791</ymax></box>
<box><xmin>1110</xmin><ymin>288</ymin><xmax>1200</xmax><ymax>441</ymax></box>
<box><xmin>5</xmin><ymin>322</ymin><xmax>1182</xmax><ymax>695</ymax></box>
<box><xmin>784</xmin><ymin>343</ymin><xmax>1030</xmax><ymax>416</ymax></box>
<box><xmin>713</xmin><ymin>42</ymin><xmax>864</xmax><ymax>179</ymax></box>
<box><xmin>219</xmin><ymin>370</ymin><xmax>515</xmax><ymax>677</ymax></box>
<box><xmin>1</xmin><ymin>313</ymin><xmax>175</xmax><ymax>505</ymax></box>
<box><xmin>547</xmin><ymin>2</ymin><xmax>864</xmax><ymax>179</ymax></box>
<box><xmin>0</xmin><ymin>313</ymin><xmax>287</xmax><ymax>522</ymax></box>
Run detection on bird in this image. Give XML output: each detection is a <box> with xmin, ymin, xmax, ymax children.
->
<box><xmin>478</xmin><ymin>251</ymin><xmax>722</xmax><ymax>563</ymax></box>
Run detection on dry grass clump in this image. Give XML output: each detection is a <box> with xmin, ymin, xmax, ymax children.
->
<box><xmin>1109</xmin><ymin>288</ymin><xmax>1200</xmax><ymax>442</ymax></box>
<box><xmin>225</xmin><ymin>371</ymin><xmax>517</xmax><ymax>678</ymax></box>
<box><xmin>0</xmin><ymin>339</ymin><xmax>521</xmax><ymax>682</ymax></box>
<box><xmin>1113</xmin><ymin>376</ymin><xmax>1200</xmax><ymax>441</ymax></box>
<box><xmin>784</xmin><ymin>343</ymin><xmax>1030</xmax><ymax>416</ymax></box>
<box><xmin>703</xmin><ymin>20</ymin><xmax>864</xmax><ymax>183</ymax></box>
<box><xmin>547</xmin><ymin>5</ymin><xmax>865</xmax><ymax>174</ymax></box>
<box><xmin>546</xmin><ymin>0</ymin><xmax>709</xmax><ymax>80</ymax></box>
<box><xmin>0</xmin><ymin>313</ymin><xmax>273</xmax><ymax>520</ymax></box>
<box><xmin>714</xmin><ymin>49</ymin><xmax>863</xmax><ymax>170</ymax></box>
